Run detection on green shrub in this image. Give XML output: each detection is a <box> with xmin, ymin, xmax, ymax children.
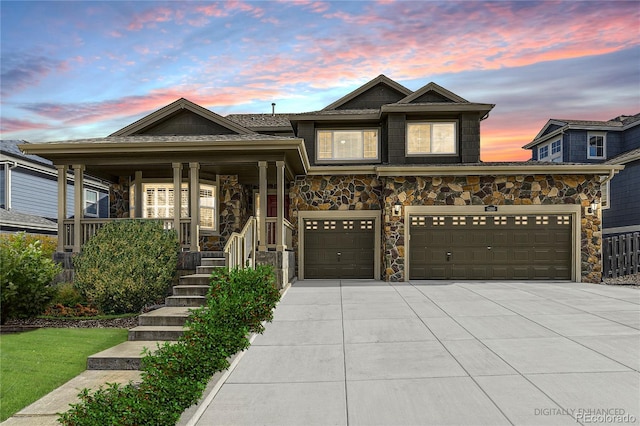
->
<box><xmin>52</xmin><ymin>282</ymin><xmax>85</xmax><ymax>307</ymax></box>
<box><xmin>59</xmin><ymin>265</ymin><xmax>280</xmax><ymax>426</ymax></box>
<box><xmin>0</xmin><ymin>233</ymin><xmax>57</xmax><ymax>259</ymax></box>
<box><xmin>0</xmin><ymin>233</ymin><xmax>61</xmax><ymax>324</ymax></box>
<box><xmin>73</xmin><ymin>220</ymin><xmax>179</xmax><ymax>314</ymax></box>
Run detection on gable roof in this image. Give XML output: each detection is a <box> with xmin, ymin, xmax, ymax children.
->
<box><xmin>524</xmin><ymin>113</ymin><xmax>640</xmax><ymax>149</ymax></box>
<box><xmin>322</xmin><ymin>75</ymin><xmax>412</xmax><ymax>111</ymax></box>
<box><xmin>1</xmin><ymin>140</ymin><xmax>53</xmax><ymax>167</ymax></box>
<box><xmin>110</xmin><ymin>98</ymin><xmax>254</xmax><ymax>136</ymax></box>
<box><xmin>397</xmin><ymin>82</ymin><xmax>468</xmax><ymax>104</ymax></box>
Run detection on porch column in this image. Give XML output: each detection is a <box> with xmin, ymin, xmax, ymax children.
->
<box><xmin>73</xmin><ymin>165</ymin><xmax>84</xmax><ymax>253</ymax></box>
<box><xmin>258</xmin><ymin>161</ymin><xmax>268</xmax><ymax>252</ymax></box>
<box><xmin>276</xmin><ymin>160</ymin><xmax>286</xmax><ymax>251</ymax></box>
<box><xmin>189</xmin><ymin>162</ymin><xmax>200</xmax><ymax>252</ymax></box>
<box><xmin>134</xmin><ymin>171</ymin><xmax>143</xmax><ymax>218</ymax></box>
<box><xmin>172</xmin><ymin>163</ymin><xmax>182</xmax><ymax>237</ymax></box>
<box><xmin>56</xmin><ymin>165</ymin><xmax>67</xmax><ymax>252</ymax></box>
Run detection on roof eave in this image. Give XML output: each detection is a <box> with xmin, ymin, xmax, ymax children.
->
<box><xmin>380</xmin><ymin>103</ymin><xmax>495</xmax><ymax>114</ymax></box>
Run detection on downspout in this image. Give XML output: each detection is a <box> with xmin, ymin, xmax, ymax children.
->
<box><xmin>0</xmin><ymin>161</ymin><xmax>18</xmax><ymax>210</ymax></box>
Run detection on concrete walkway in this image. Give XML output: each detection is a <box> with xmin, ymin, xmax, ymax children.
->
<box><xmin>185</xmin><ymin>279</ymin><xmax>640</xmax><ymax>426</ymax></box>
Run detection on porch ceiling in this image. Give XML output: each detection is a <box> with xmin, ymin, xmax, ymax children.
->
<box><xmin>18</xmin><ymin>135</ymin><xmax>309</xmax><ymax>184</ymax></box>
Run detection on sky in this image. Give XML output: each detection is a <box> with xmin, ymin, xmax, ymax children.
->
<box><xmin>1</xmin><ymin>1</ymin><xmax>639</xmax><ymax>162</ymax></box>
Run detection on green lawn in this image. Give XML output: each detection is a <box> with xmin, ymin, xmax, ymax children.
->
<box><xmin>0</xmin><ymin>328</ymin><xmax>128</xmax><ymax>421</ymax></box>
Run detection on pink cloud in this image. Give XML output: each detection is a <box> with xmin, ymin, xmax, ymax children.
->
<box><xmin>0</xmin><ymin>118</ymin><xmax>53</xmax><ymax>133</ymax></box>
<box><xmin>127</xmin><ymin>7</ymin><xmax>173</xmax><ymax>31</ymax></box>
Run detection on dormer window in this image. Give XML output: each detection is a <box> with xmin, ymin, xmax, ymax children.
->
<box><xmin>539</xmin><ymin>145</ymin><xmax>549</xmax><ymax>159</ymax></box>
<box><xmin>316</xmin><ymin>129</ymin><xmax>379</xmax><ymax>162</ymax></box>
<box><xmin>406</xmin><ymin>121</ymin><xmax>457</xmax><ymax>155</ymax></box>
<box><xmin>587</xmin><ymin>132</ymin><xmax>606</xmax><ymax>159</ymax></box>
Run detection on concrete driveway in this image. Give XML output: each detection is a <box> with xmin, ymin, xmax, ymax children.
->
<box><xmin>187</xmin><ymin>280</ymin><xmax>640</xmax><ymax>426</ymax></box>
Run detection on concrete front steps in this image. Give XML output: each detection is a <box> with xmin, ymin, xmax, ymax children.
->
<box><xmin>87</xmin><ymin>254</ymin><xmax>225</xmax><ymax>371</ymax></box>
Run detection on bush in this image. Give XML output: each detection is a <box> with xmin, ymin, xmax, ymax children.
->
<box><xmin>52</xmin><ymin>282</ymin><xmax>86</xmax><ymax>307</ymax></box>
<box><xmin>0</xmin><ymin>233</ymin><xmax>57</xmax><ymax>259</ymax></box>
<box><xmin>73</xmin><ymin>220</ymin><xmax>179</xmax><ymax>314</ymax></box>
<box><xmin>0</xmin><ymin>233</ymin><xmax>61</xmax><ymax>324</ymax></box>
<box><xmin>59</xmin><ymin>265</ymin><xmax>280</xmax><ymax>426</ymax></box>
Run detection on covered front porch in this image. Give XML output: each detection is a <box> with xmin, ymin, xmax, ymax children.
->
<box><xmin>22</xmin><ymin>135</ymin><xmax>309</xmax><ymax>269</ymax></box>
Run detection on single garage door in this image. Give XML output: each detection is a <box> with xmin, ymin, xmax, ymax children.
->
<box><xmin>304</xmin><ymin>218</ymin><xmax>375</xmax><ymax>279</ymax></box>
<box><xmin>409</xmin><ymin>214</ymin><xmax>572</xmax><ymax>280</ymax></box>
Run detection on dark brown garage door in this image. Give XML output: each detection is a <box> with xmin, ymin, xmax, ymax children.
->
<box><xmin>409</xmin><ymin>215</ymin><xmax>572</xmax><ymax>280</ymax></box>
<box><xmin>304</xmin><ymin>219</ymin><xmax>375</xmax><ymax>279</ymax></box>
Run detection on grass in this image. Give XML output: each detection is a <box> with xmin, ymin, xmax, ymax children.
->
<box><xmin>0</xmin><ymin>328</ymin><xmax>128</xmax><ymax>421</ymax></box>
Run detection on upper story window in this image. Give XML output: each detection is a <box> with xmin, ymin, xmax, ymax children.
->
<box><xmin>538</xmin><ymin>145</ymin><xmax>549</xmax><ymax>159</ymax></box>
<box><xmin>84</xmin><ymin>189</ymin><xmax>99</xmax><ymax>217</ymax></box>
<box><xmin>407</xmin><ymin>122</ymin><xmax>457</xmax><ymax>155</ymax></box>
<box><xmin>317</xmin><ymin>129</ymin><xmax>379</xmax><ymax>162</ymax></box>
<box><xmin>537</xmin><ymin>139</ymin><xmax>562</xmax><ymax>162</ymax></box>
<box><xmin>587</xmin><ymin>132</ymin><xmax>606</xmax><ymax>159</ymax></box>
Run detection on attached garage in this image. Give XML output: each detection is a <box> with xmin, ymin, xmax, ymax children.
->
<box><xmin>298</xmin><ymin>212</ymin><xmax>381</xmax><ymax>280</ymax></box>
<box><xmin>407</xmin><ymin>207</ymin><xmax>579</xmax><ymax>281</ymax></box>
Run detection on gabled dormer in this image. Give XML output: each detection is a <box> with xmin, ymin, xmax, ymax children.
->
<box><xmin>322</xmin><ymin>75</ymin><xmax>412</xmax><ymax>111</ymax></box>
<box><xmin>110</xmin><ymin>98</ymin><xmax>254</xmax><ymax>136</ymax></box>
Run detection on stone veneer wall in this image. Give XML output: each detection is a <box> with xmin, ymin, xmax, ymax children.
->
<box><xmin>382</xmin><ymin>174</ymin><xmax>603</xmax><ymax>283</ymax></box>
<box><xmin>290</xmin><ymin>174</ymin><xmax>603</xmax><ymax>283</ymax></box>
<box><xmin>201</xmin><ymin>175</ymin><xmax>250</xmax><ymax>251</ymax></box>
<box><xmin>109</xmin><ymin>179</ymin><xmax>130</xmax><ymax>218</ymax></box>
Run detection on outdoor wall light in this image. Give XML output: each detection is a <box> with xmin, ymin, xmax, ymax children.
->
<box><xmin>588</xmin><ymin>200</ymin><xmax>599</xmax><ymax>215</ymax></box>
<box><xmin>392</xmin><ymin>201</ymin><xmax>402</xmax><ymax>217</ymax></box>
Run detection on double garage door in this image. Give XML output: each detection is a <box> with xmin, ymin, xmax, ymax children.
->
<box><xmin>409</xmin><ymin>214</ymin><xmax>573</xmax><ymax>280</ymax></box>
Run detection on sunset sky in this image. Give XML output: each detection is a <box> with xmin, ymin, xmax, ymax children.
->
<box><xmin>1</xmin><ymin>0</ymin><xmax>638</xmax><ymax>161</ymax></box>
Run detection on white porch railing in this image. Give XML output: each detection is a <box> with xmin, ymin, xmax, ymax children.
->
<box><xmin>265</xmin><ymin>217</ymin><xmax>294</xmax><ymax>248</ymax></box>
<box><xmin>224</xmin><ymin>216</ymin><xmax>257</xmax><ymax>270</ymax></box>
<box><xmin>62</xmin><ymin>218</ymin><xmax>192</xmax><ymax>251</ymax></box>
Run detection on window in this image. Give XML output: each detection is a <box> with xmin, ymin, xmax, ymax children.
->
<box><xmin>84</xmin><ymin>189</ymin><xmax>99</xmax><ymax>217</ymax></box>
<box><xmin>317</xmin><ymin>129</ymin><xmax>379</xmax><ymax>161</ymax></box>
<box><xmin>539</xmin><ymin>145</ymin><xmax>549</xmax><ymax>159</ymax></box>
<box><xmin>537</xmin><ymin>139</ymin><xmax>562</xmax><ymax>162</ymax></box>
<box><xmin>407</xmin><ymin>122</ymin><xmax>457</xmax><ymax>155</ymax></box>
<box><xmin>588</xmin><ymin>132</ymin><xmax>606</xmax><ymax>159</ymax></box>
<box><xmin>130</xmin><ymin>182</ymin><xmax>217</xmax><ymax>230</ymax></box>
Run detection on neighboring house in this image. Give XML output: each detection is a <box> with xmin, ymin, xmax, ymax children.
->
<box><xmin>0</xmin><ymin>140</ymin><xmax>109</xmax><ymax>235</ymax></box>
<box><xmin>523</xmin><ymin>114</ymin><xmax>640</xmax><ymax>236</ymax></box>
<box><xmin>21</xmin><ymin>75</ymin><xmax>622</xmax><ymax>283</ymax></box>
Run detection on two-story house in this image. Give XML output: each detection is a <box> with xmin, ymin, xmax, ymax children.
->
<box><xmin>20</xmin><ymin>75</ymin><xmax>621</xmax><ymax>283</ymax></box>
<box><xmin>1</xmin><ymin>140</ymin><xmax>109</xmax><ymax>235</ymax></box>
<box><xmin>524</xmin><ymin>114</ymin><xmax>640</xmax><ymax>236</ymax></box>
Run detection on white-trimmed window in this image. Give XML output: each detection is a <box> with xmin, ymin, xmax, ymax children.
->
<box><xmin>316</xmin><ymin>129</ymin><xmax>379</xmax><ymax>162</ymax></box>
<box><xmin>407</xmin><ymin>121</ymin><xmax>457</xmax><ymax>155</ymax></box>
<box><xmin>538</xmin><ymin>145</ymin><xmax>549</xmax><ymax>160</ymax></box>
<box><xmin>84</xmin><ymin>189</ymin><xmax>99</xmax><ymax>217</ymax></box>
<box><xmin>588</xmin><ymin>132</ymin><xmax>606</xmax><ymax>159</ymax></box>
<box><xmin>130</xmin><ymin>182</ymin><xmax>217</xmax><ymax>230</ymax></box>
<box><xmin>537</xmin><ymin>139</ymin><xmax>562</xmax><ymax>162</ymax></box>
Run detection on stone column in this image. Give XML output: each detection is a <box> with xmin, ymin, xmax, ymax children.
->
<box><xmin>56</xmin><ymin>165</ymin><xmax>67</xmax><ymax>252</ymax></box>
<box><xmin>276</xmin><ymin>160</ymin><xmax>286</xmax><ymax>251</ymax></box>
<box><xmin>258</xmin><ymin>161</ymin><xmax>268</xmax><ymax>252</ymax></box>
<box><xmin>189</xmin><ymin>162</ymin><xmax>200</xmax><ymax>252</ymax></box>
<box><xmin>73</xmin><ymin>165</ymin><xmax>84</xmax><ymax>253</ymax></box>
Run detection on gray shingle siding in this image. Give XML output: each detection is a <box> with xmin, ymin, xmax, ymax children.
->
<box><xmin>603</xmin><ymin>159</ymin><xmax>640</xmax><ymax>232</ymax></box>
<box><xmin>387</xmin><ymin>114</ymin><xmax>406</xmax><ymax>164</ymax></box>
<box><xmin>138</xmin><ymin>110</ymin><xmax>238</xmax><ymax>135</ymax></box>
<box><xmin>336</xmin><ymin>86</ymin><xmax>407</xmax><ymax>110</ymax></box>
<box><xmin>297</xmin><ymin>122</ymin><xmax>316</xmax><ymax>165</ymax></box>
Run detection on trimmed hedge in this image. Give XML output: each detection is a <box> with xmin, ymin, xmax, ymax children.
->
<box><xmin>73</xmin><ymin>220</ymin><xmax>179</xmax><ymax>314</ymax></box>
<box><xmin>58</xmin><ymin>265</ymin><xmax>280</xmax><ymax>426</ymax></box>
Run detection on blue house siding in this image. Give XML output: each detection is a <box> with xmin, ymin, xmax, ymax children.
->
<box><xmin>624</xmin><ymin>125</ymin><xmax>640</xmax><ymax>151</ymax></box>
<box><xmin>0</xmin><ymin>164</ymin><xmax>5</xmax><ymax>208</ymax></box>
<box><xmin>603</xmin><ymin>159</ymin><xmax>640</xmax><ymax>234</ymax></box>
<box><xmin>11</xmin><ymin>168</ymin><xmax>60</xmax><ymax>220</ymax></box>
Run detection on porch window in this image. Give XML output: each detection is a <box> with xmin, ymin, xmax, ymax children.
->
<box><xmin>316</xmin><ymin>129</ymin><xmax>379</xmax><ymax>162</ymax></box>
<box><xmin>130</xmin><ymin>182</ymin><xmax>217</xmax><ymax>230</ymax></box>
<box><xmin>84</xmin><ymin>189</ymin><xmax>99</xmax><ymax>217</ymax></box>
<box><xmin>407</xmin><ymin>122</ymin><xmax>457</xmax><ymax>155</ymax></box>
<box><xmin>587</xmin><ymin>132</ymin><xmax>606</xmax><ymax>159</ymax></box>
